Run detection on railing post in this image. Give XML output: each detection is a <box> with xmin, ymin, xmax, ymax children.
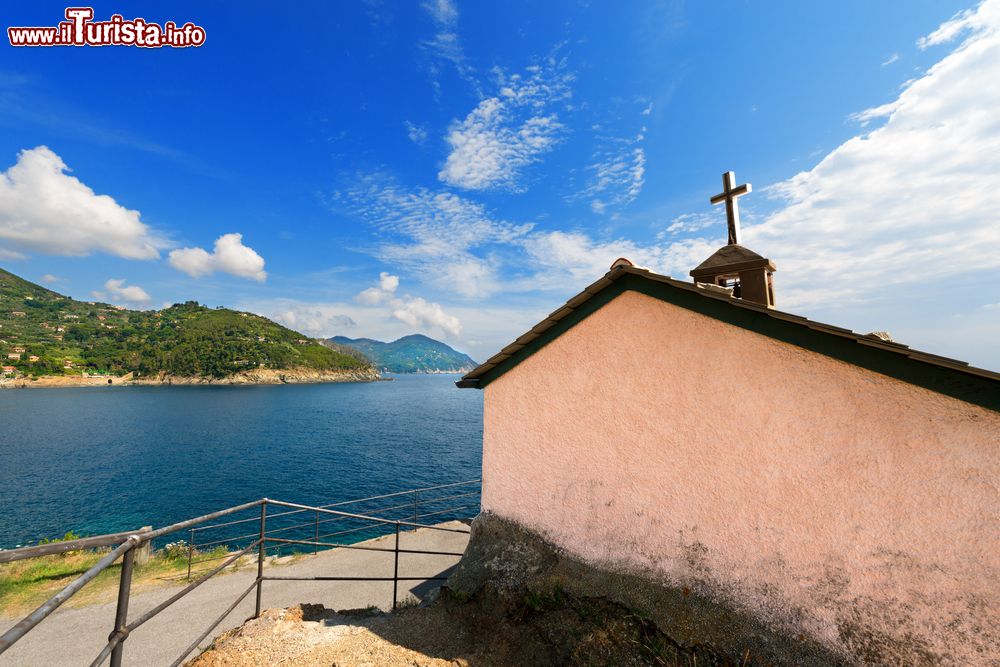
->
<box><xmin>135</xmin><ymin>527</ymin><xmax>152</xmax><ymax>566</ymax></box>
<box><xmin>254</xmin><ymin>501</ymin><xmax>268</xmax><ymax>619</ymax></box>
<box><xmin>187</xmin><ymin>528</ymin><xmax>194</xmax><ymax>580</ymax></box>
<box><xmin>314</xmin><ymin>510</ymin><xmax>319</xmax><ymax>555</ymax></box>
<box><xmin>108</xmin><ymin>544</ymin><xmax>136</xmax><ymax>667</ymax></box>
<box><xmin>412</xmin><ymin>490</ymin><xmax>418</xmax><ymax>522</ymax></box>
<box><xmin>392</xmin><ymin>521</ymin><xmax>400</xmax><ymax>611</ymax></box>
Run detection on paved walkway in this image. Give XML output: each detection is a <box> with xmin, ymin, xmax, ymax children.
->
<box><xmin>0</xmin><ymin>522</ymin><xmax>469</xmax><ymax>667</ymax></box>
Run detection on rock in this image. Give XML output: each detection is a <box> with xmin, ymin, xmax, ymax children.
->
<box><xmin>128</xmin><ymin>366</ymin><xmax>381</xmax><ymax>386</ymax></box>
<box><xmin>447</xmin><ymin>512</ymin><xmax>848</xmax><ymax>666</ymax></box>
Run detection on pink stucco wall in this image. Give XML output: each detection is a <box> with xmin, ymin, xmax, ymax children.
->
<box><xmin>482</xmin><ymin>289</ymin><xmax>1000</xmax><ymax>664</ymax></box>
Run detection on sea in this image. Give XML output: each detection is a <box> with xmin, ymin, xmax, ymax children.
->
<box><xmin>0</xmin><ymin>374</ymin><xmax>483</xmax><ymax>550</ymax></box>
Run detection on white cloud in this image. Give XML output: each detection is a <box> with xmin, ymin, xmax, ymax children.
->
<box><xmin>917</xmin><ymin>6</ymin><xmax>979</xmax><ymax>49</ymax></box>
<box><xmin>268</xmin><ymin>305</ymin><xmax>356</xmax><ymax>336</ymax></box>
<box><xmin>0</xmin><ymin>146</ymin><xmax>166</xmax><ymax>260</ymax></box>
<box><xmin>518</xmin><ymin>231</ymin><xmax>719</xmax><ymax>290</ymax></box>
<box><xmin>168</xmin><ymin>246</ymin><xmax>213</xmax><ymax>278</ymax></box>
<box><xmin>355</xmin><ymin>272</ymin><xmax>462</xmax><ymax>337</ymax></box>
<box><xmin>422</xmin><ymin>0</ymin><xmax>457</xmax><ymax>25</ymax></box>
<box><xmin>404</xmin><ymin>120</ymin><xmax>428</xmax><ymax>145</ymax></box>
<box><xmin>881</xmin><ymin>53</ymin><xmax>900</xmax><ymax>66</ymax></box>
<box><xmin>438</xmin><ymin>62</ymin><xmax>572</xmax><ymax>191</ymax></box>
<box><xmin>255</xmin><ymin>297</ymin><xmax>526</xmax><ymax>362</ymax></box>
<box><xmin>335</xmin><ymin>174</ymin><xmax>533</xmax><ymax>297</ymax></box>
<box><xmin>745</xmin><ymin>0</ymin><xmax>1000</xmax><ymax>311</ymax></box>
<box><xmin>256</xmin><ymin>272</ymin><xmax>462</xmax><ymax>342</ymax></box>
<box><xmin>93</xmin><ymin>278</ymin><xmax>151</xmax><ymax>305</ymax></box>
<box><xmin>578</xmin><ymin>105</ymin><xmax>650</xmax><ymax>215</ymax></box>
<box><xmin>584</xmin><ymin>137</ymin><xmax>646</xmax><ymax>215</ymax></box>
<box><xmin>662</xmin><ymin>212</ymin><xmax>723</xmax><ymax>236</ymax></box>
<box><xmin>419</xmin><ymin>0</ymin><xmax>479</xmax><ymax>96</ymax></box>
<box><xmin>392</xmin><ymin>296</ymin><xmax>461</xmax><ymax>336</ymax></box>
<box><xmin>39</xmin><ymin>273</ymin><xmax>61</xmax><ymax>284</ymax></box>
<box><xmin>378</xmin><ymin>271</ymin><xmax>400</xmax><ymax>293</ymax></box>
<box><xmin>356</xmin><ymin>271</ymin><xmax>400</xmax><ymax>305</ymax></box>
<box><xmin>337</xmin><ymin>169</ymin><xmax>720</xmax><ymax>299</ymax></box>
<box><xmin>356</xmin><ymin>288</ymin><xmax>384</xmax><ymax>306</ymax></box>
<box><xmin>168</xmin><ymin>233</ymin><xmax>267</xmax><ymax>282</ymax></box>
<box><xmin>459</xmin><ymin>0</ymin><xmax>1000</xmax><ymax>368</ymax></box>
<box><xmin>326</xmin><ymin>3</ymin><xmax>1000</xmax><ymax>370</ymax></box>
<box><xmin>847</xmin><ymin>100</ymin><xmax>899</xmax><ymax>126</ymax></box>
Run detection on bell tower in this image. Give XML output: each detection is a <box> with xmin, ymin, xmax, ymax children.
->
<box><xmin>689</xmin><ymin>171</ymin><xmax>776</xmax><ymax>307</ymax></box>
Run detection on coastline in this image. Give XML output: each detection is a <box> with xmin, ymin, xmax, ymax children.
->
<box><xmin>0</xmin><ymin>366</ymin><xmax>382</xmax><ymax>389</ymax></box>
<box><xmin>381</xmin><ymin>368</ymin><xmax>472</xmax><ymax>375</ymax></box>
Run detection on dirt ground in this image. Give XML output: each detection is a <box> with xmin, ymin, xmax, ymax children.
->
<box><xmin>188</xmin><ymin>587</ymin><xmax>728</xmax><ymax>667</ymax></box>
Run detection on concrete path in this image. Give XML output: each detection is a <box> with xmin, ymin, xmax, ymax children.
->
<box><xmin>0</xmin><ymin>522</ymin><xmax>469</xmax><ymax>667</ymax></box>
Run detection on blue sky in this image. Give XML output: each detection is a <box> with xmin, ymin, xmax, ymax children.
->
<box><xmin>2</xmin><ymin>0</ymin><xmax>999</xmax><ymax>369</ymax></box>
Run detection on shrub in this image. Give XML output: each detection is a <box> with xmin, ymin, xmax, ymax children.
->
<box><xmin>37</xmin><ymin>530</ymin><xmax>82</xmax><ymax>545</ymax></box>
<box><xmin>161</xmin><ymin>540</ymin><xmax>189</xmax><ymax>561</ymax></box>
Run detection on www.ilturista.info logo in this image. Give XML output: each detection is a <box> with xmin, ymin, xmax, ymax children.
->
<box><xmin>8</xmin><ymin>8</ymin><xmax>206</xmax><ymax>48</ymax></box>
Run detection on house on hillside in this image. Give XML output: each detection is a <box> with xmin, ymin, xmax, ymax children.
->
<box><xmin>457</xmin><ymin>172</ymin><xmax>1000</xmax><ymax>665</ymax></box>
<box><xmin>1</xmin><ymin>366</ymin><xmax>16</xmax><ymax>376</ymax></box>
<box><xmin>10</xmin><ymin>311</ymin><xmax>25</xmax><ymax>317</ymax></box>
<box><xmin>6</xmin><ymin>353</ymin><xmax>20</xmax><ymax>361</ymax></box>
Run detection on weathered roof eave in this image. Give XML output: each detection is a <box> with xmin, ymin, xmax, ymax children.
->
<box><xmin>456</xmin><ymin>266</ymin><xmax>1000</xmax><ymax>412</ymax></box>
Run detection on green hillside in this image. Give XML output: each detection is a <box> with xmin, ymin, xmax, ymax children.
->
<box><xmin>328</xmin><ymin>334</ymin><xmax>477</xmax><ymax>373</ymax></box>
<box><xmin>0</xmin><ymin>267</ymin><xmax>372</xmax><ymax>379</ymax></box>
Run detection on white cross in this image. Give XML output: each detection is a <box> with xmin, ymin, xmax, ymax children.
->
<box><xmin>710</xmin><ymin>171</ymin><xmax>751</xmax><ymax>245</ymax></box>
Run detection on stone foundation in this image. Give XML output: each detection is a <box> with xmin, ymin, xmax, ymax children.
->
<box><xmin>449</xmin><ymin>512</ymin><xmax>846</xmax><ymax>666</ymax></box>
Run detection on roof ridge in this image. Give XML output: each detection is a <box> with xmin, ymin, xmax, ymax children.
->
<box><xmin>457</xmin><ymin>266</ymin><xmax>1000</xmax><ymax>410</ymax></box>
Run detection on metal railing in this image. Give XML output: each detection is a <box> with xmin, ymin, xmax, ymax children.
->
<box><xmin>183</xmin><ymin>479</ymin><xmax>480</xmax><ymax>578</ymax></box>
<box><xmin>0</xmin><ymin>480</ymin><xmax>480</xmax><ymax>666</ymax></box>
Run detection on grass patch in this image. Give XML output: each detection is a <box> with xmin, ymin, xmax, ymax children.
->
<box><xmin>0</xmin><ymin>540</ymin><xmax>237</xmax><ymax>617</ymax></box>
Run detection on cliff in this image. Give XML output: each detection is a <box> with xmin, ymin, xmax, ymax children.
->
<box><xmin>0</xmin><ymin>267</ymin><xmax>378</xmax><ymax>383</ymax></box>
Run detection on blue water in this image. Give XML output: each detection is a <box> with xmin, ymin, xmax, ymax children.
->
<box><xmin>0</xmin><ymin>375</ymin><xmax>483</xmax><ymax>549</ymax></box>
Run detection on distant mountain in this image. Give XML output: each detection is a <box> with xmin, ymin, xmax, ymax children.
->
<box><xmin>0</xmin><ymin>267</ymin><xmax>375</xmax><ymax>381</ymax></box>
<box><xmin>327</xmin><ymin>334</ymin><xmax>477</xmax><ymax>373</ymax></box>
